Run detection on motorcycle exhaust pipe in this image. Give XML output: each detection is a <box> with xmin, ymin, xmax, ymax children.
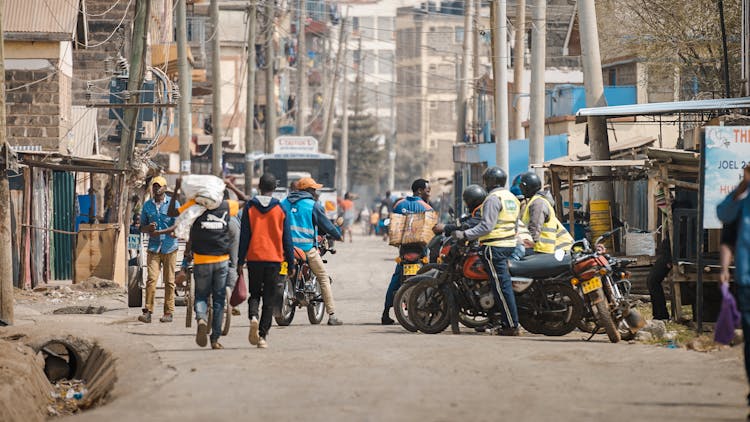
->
<box><xmin>624</xmin><ymin>308</ymin><xmax>646</xmax><ymax>333</ymax></box>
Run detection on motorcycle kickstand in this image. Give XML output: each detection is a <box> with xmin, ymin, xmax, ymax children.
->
<box><xmin>585</xmin><ymin>324</ymin><xmax>600</xmax><ymax>342</ymax></box>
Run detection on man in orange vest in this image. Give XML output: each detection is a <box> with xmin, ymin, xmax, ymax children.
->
<box><xmin>238</xmin><ymin>173</ymin><xmax>294</xmax><ymax>349</ymax></box>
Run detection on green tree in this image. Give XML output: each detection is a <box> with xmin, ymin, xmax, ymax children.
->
<box><xmin>345</xmin><ymin>111</ymin><xmax>385</xmax><ymax>189</ymax></box>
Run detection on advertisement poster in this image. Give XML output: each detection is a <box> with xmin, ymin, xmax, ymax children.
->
<box><xmin>703</xmin><ymin>126</ymin><xmax>750</xmax><ymax>228</ymax></box>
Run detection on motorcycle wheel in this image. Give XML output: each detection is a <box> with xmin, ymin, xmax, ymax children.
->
<box><xmin>458</xmin><ymin>313</ymin><xmax>489</xmax><ymax>329</ymax></box>
<box><xmin>407</xmin><ymin>279</ymin><xmax>451</xmax><ymax>334</ymax></box>
<box><xmin>521</xmin><ymin>282</ymin><xmax>583</xmax><ymax>337</ymax></box>
<box><xmin>274</xmin><ymin>277</ymin><xmax>296</xmax><ymax>326</ymax></box>
<box><xmin>307</xmin><ymin>276</ymin><xmax>325</xmax><ymax>324</ymax></box>
<box><xmin>393</xmin><ymin>284</ymin><xmax>419</xmax><ymax>332</ymax></box>
<box><xmin>593</xmin><ymin>290</ymin><xmax>620</xmax><ymax>343</ymax></box>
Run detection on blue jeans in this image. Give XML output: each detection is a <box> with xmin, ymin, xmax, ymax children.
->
<box><xmin>384</xmin><ymin>264</ymin><xmax>403</xmax><ymax>310</ymax></box>
<box><xmin>481</xmin><ymin>245</ymin><xmax>518</xmax><ymax>328</ymax></box>
<box><xmin>736</xmin><ymin>285</ymin><xmax>750</xmax><ymax>404</ymax></box>
<box><xmin>194</xmin><ymin>261</ymin><xmax>229</xmax><ymax>342</ymax></box>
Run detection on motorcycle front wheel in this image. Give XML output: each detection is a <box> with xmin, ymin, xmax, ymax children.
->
<box><xmin>307</xmin><ymin>276</ymin><xmax>325</xmax><ymax>324</ymax></box>
<box><xmin>593</xmin><ymin>290</ymin><xmax>620</xmax><ymax>343</ymax></box>
<box><xmin>393</xmin><ymin>283</ymin><xmax>419</xmax><ymax>332</ymax></box>
<box><xmin>458</xmin><ymin>312</ymin><xmax>489</xmax><ymax>329</ymax></box>
<box><xmin>407</xmin><ymin>279</ymin><xmax>451</xmax><ymax>334</ymax></box>
<box><xmin>275</xmin><ymin>277</ymin><xmax>296</xmax><ymax>326</ymax></box>
<box><xmin>519</xmin><ymin>282</ymin><xmax>583</xmax><ymax>336</ymax></box>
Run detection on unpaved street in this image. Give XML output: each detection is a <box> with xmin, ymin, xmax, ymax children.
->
<box><xmin>10</xmin><ymin>234</ymin><xmax>749</xmax><ymax>421</ymax></box>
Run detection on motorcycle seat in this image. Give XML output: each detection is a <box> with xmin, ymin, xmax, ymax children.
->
<box><xmin>508</xmin><ymin>253</ymin><xmax>571</xmax><ymax>279</ymax></box>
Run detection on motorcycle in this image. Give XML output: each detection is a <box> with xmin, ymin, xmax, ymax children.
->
<box><xmin>275</xmin><ymin>234</ymin><xmax>336</xmax><ymax>326</ymax></box>
<box><xmin>392</xmin><ymin>243</ymin><xmax>430</xmax><ymax>332</ymax></box>
<box><xmin>570</xmin><ymin>230</ymin><xmax>645</xmax><ymax>343</ymax></box>
<box><xmin>407</xmin><ymin>235</ymin><xmax>584</xmax><ymax>336</ymax></box>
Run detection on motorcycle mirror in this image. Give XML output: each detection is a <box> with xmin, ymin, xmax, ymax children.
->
<box><xmin>553</xmin><ymin>249</ymin><xmax>566</xmax><ymax>261</ymax></box>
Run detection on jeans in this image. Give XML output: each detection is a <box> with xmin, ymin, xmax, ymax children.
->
<box><xmin>145</xmin><ymin>251</ymin><xmax>177</xmax><ymax>314</ymax></box>
<box><xmin>480</xmin><ymin>245</ymin><xmax>518</xmax><ymax>328</ymax></box>
<box><xmin>647</xmin><ymin>251</ymin><xmax>672</xmax><ymax>320</ymax></box>
<box><xmin>306</xmin><ymin>248</ymin><xmax>335</xmax><ymax>314</ymax></box>
<box><xmin>385</xmin><ymin>264</ymin><xmax>402</xmax><ymax>310</ymax></box>
<box><xmin>736</xmin><ymin>285</ymin><xmax>750</xmax><ymax>405</ymax></box>
<box><xmin>246</xmin><ymin>262</ymin><xmax>283</xmax><ymax>338</ymax></box>
<box><xmin>193</xmin><ymin>261</ymin><xmax>229</xmax><ymax>342</ymax></box>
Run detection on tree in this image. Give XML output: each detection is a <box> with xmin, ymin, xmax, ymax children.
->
<box><xmin>345</xmin><ymin>111</ymin><xmax>385</xmax><ymax>189</ymax></box>
<box><xmin>598</xmin><ymin>0</ymin><xmax>742</xmax><ymax>99</ymax></box>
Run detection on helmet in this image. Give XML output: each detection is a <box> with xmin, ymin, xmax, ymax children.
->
<box><xmin>462</xmin><ymin>184</ymin><xmax>487</xmax><ymax>212</ymax></box>
<box><xmin>482</xmin><ymin>167</ymin><xmax>507</xmax><ymax>190</ymax></box>
<box><xmin>518</xmin><ymin>171</ymin><xmax>542</xmax><ymax>199</ymax></box>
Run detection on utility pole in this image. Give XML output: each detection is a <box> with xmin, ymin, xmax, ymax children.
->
<box><xmin>296</xmin><ymin>0</ymin><xmax>307</xmax><ymax>135</ymax></box>
<box><xmin>492</xmin><ymin>0</ymin><xmax>509</xmax><ymax>173</ymax></box>
<box><xmin>340</xmin><ymin>65</ymin><xmax>349</xmax><ymax>194</ymax></box>
<box><xmin>177</xmin><ymin>0</ymin><xmax>191</xmax><ymax>174</ymax></box>
<box><xmin>118</xmin><ymin>0</ymin><xmax>152</xmax><ymax>170</ymax></box>
<box><xmin>264</xmin><ymin>0</ymin><xmax>277</xmax><ymax>153</ymax></box>
<box><xmin>211</xmin><ymin>0</ymin><xmax>223</xmax><ymax>176</ymax></box>
<box><xmin>511</xmin><ymin>0</ymin><xmax>525</xmax><ymax>140</ymax></box>
<box><xmin>718</xmin><ymin>0</ymin><xmax>731</xmax><ymax>98</ymax></box>
<box><xmin>471</xmin><ymin>0</ymin><xmax>480</xmax><ymax>134</ymax></box>
<box><xmin>388</xmin><ymin>36</ymin><xmax>396</xmax><ymax>192</ymax></box>
<box><xmin>528</xmin><ymin>0</ymin><xmax>545</xmax><ymax>175</ymax></box>
<box><xmin>455</xmin><ymin>0</ymin><xmax>472</xmax><ymax>145</ymax></box>
<box><xmin>0</xmin><ymin>2</ymin><xmax>14</xmax><ymax>325</ymax></box>
<box><xmin>744</xmin><ymin>0</ymin><xmax>749</xmax><ymax>96</ymax></box>
<box><xmin>244</xmin><ymin>1</ymin><xmax>257</xmax><ymax>193</ymax></box>
<box><xmin>578</xmin><ymin>0</ymin><xmax>613</xmax><ymax>201</ymax></box>
<box><xmin>322</xmin><ymin>17</ymin><xmax>347</xmax><ymax>155</ymax></box>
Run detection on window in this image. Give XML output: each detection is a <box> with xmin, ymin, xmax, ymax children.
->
<box><xmin>352</xmin><ymin>16</ymin><xmax>360</xmax><ymax>31</ymax></box>
<box><xmin>430</xmin><ymin>101</ymin><xmax>438</xmax><ymax>110</ymax></box>
<box><xmin>608</xmin><ymin>68</ymin><xmax>617</xmax><ymax>86</ymax></box>
<box><xmin>364</xmin><ymin>51</ymin><xmax>376</xmax><ymax>74</ymax></box>
<box><xmin>378</xmin><ymin>50</ymin><xmax>393</xmax><ymax>75</ymax></box>
<box><xmin>377</xmin><ymin>16</ymin><xmax>394</xmax><ymax>42</ymax></box>
<box><xmin>360</xmin><ymin>17</ymin><xmax>374</xmax><ymax>40</ymax></box>
<box><xmin>455</xmin><ymin>26</ymin><xmax>464</xmax><ymax>43</ymax></box>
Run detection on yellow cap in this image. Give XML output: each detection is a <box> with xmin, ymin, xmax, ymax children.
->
<box><xmin>151</xmin><ymin>176</ymin><xmax>167</xmax><ymax>187</ymax></box>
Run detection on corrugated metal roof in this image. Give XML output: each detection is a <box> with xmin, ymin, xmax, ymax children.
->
<box><xmin>70</xmin><ymin>106</ymin><xmax>98</xmax><ymax>158</ymax></box>
<box><xmin>4</xmin><ymin>0</ymin><xmax>79</xmax><ymax>40</ymax></box>
<box><xmin>576</xmin><ymin>97</ymin><xmax>750</xmax><ymax>119</ymax></box>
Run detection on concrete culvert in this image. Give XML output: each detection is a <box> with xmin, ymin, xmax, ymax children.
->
<box><xmin>38</xmin><ymin>340</ymin><xmax>82</xmax><ymax>383</ymax></box>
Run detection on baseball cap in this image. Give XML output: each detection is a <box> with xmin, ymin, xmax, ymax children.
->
<box><xmin>297</xmin><ymin>177</ymin><xmax>323</xmax><ymax>190</ymax></box>
<box><xmin>151</xmin><ymin>176</ymin><xmax>167</xmax><ymax>187</ymax></box>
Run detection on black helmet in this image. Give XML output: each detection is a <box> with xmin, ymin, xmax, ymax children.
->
<box><xmin>482</xmin><ymin>166</ymin><xmax>507</xmax><ymax>190</ymax></box>
<box><xmin>518</xmin><ymin>171</ymin><xmax>542</xmax><ymax>199</ymax></box>
<box><xmin>462</xmin><ymin>184</ymin><xmax>487</xmax><ymax>212</ymax></box>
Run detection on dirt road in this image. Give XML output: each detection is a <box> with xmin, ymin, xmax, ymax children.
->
<box><xmin>9</xmin><ymin>234</ymin><xmax>748</xmax><ymax>421</ymax></box>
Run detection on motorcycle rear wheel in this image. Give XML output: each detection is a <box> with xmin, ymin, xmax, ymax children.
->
<box><xmin>407</xmin><ymin>279</ymin><xmax>451</xmax><ymax>334</ymax></box>
<box><xmin>519</xmin><ymin>282</ymin><xmax>583</xmax><ymax>336</ymax></box>
<box><xmin>393</xmin><ymin>284</ymin><xmax>419</xmax><ymax>332</ymax></box>
<box><xmin>275</xmin><ymin>277</ymin><xmax>296</xmax><ymax>326</ymax></box>
<box><xmin>593</xmin><ymin>290</ymin><xmax>620</xmax><ymax>343</ymax></box>
<box><xmin>307</xmin><ymin>276</ymin><xmax>325</xmax><ymax>324</ymax></box>
<box><xmin>458</xmin><ymin>312</ymin><xmax>489</xmax><ymax>329</ymax></box>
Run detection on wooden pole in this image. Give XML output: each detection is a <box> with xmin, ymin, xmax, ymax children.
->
<box><xmin>296</xmin><ymin>0</ymin><xmax>307</xmax><ymax>135</ymax></box>
<box><xmin>244</xmin><ymin>1</ymin><xmax>257</xmax><ymax>194</ymax></box>
<box><xmin>211</xmin><ymin>0</ymin><xmax>223</xmax><ymax>176</ymax></box>
<box><xmin>0</xmin><ymin>0</ymin><xmax>13</xmax><ymax>324</ymax></box>
<box><xmin>264</xmin><ymin>0</ymin><xmax>277</xmax><ymax>153</ymax></box>
<box><xmin>177</xmin><ymin>0</ymin><xmax>191</xmax><ymax>174</ymax></box>
<box><xmin>322</xmin><ymin>18</ymin><xmax>348</xmax><ymax>154</ymax></box>
<box><xmin>511</xmin><ymin>0</ymin><xmax>526</xmax><ymax>140</ymax></box>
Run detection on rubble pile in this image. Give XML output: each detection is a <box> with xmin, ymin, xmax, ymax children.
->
<box><xmin>47</xmin><ymin>379</ymin><xmax>88</xmax><ymax>417</ymax></box>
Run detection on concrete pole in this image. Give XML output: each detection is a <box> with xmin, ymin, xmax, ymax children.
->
<box><xmin>455</xmin><ymin>0</ymin><xmax>472</xmax><ymax>145</ymax></box>
<box><xmin>493</xmin><ymin>0</ymin><xmax>509</xmax><ymax>173</ymax></box>
<box><xmin>296</xmin><ymin>0</ymin><xmax>307</xmax><ymax>135</ymax></box>
<box><xmin>744</xmin><ymin>0</ymin><xmax>750</xmax><ymax>96</ymax></box>
<box><xmin>471</xmin><ymin>0</ymin><xmax>480</xmax><ymax>132</ymax></box>
<box><xmin>210</xmin><ymin>0</ymin><xmax>223</xmax><ymax>176</ymax></box>
<box><xmin>244</xmin><ymin>1</ymin><xmax>257</xmax><ymax>194</ymax></box>
<box><xmin>528</xmin><ymin>0</ymin><xmax>545</xmax><ymax>175</ymax></box>
<box><xmin>264</xmin><ymin>0</ymin><xmax>277</xmax><ymax>153</ymax></box>
<box><xmin>0</xmin><ymin>1</ymin><xmax>13</xmax><ymax>324</ymax></box>
<box><xmin>578</xmin><ymin>0</ymin><xmax>613</xmax><ymax>201</ymax></box>
<box><xmin>119</xmin><ymin>0</ymin><xmax>152</xmax><ymax>170</ymax></box>
<box><xmin>322</xmin><ymin>18</ymin><xmax>347</xmax><ymax>155</ymax></box>
<box><xmin>340</xmin><ymin>69</ymin><xmax>349</xmax><ymax>194</ymax></box>
<box><xmin>511</xmin><ymin>0</ymin><xmax>525</xmax><ymax>140</ymax></box>
<box><xmin>177</xmin><ymin>0</ymin><xmax>192</xmax><ymax>174</ymax></box>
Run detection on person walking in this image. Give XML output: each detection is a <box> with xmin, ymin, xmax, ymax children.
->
<box><xmin>170</xmin><ymin>178</ymin><xmax>240</xmax><ymax>349</ymax></box>
<box><xmin>452</xmin><ymin>167</ymin><xmax>520</xmax><ymax>336</ymax></box>
<box><xmin>138</xmin><ymin>176</ymin><xmax>179</xmax><ymax>324</ymax></box>
<box><xmin>339</xmin><ymin>192</ymin><xmax>356</xmax><ymax>242</ymax></box>
<box><xmin>381</xmin><ymin>179</ymin><xmax>433</xmax><ymax>325</ymax></box>
<box><xmin>717</xmin><ymin>165</ymin><xmax>750</xmax><ymax>411</ymax></box>
<box><xmin>238</xmin><ymin>173</ymin><xmax>294</xmax><ymax>349</ymax></box>
<box><xmin>282</xmin><ymin>177</ymin><xmax>344</xmax><ymax>325</ymax></box>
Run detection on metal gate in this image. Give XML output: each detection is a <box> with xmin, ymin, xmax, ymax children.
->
<box><xmin>52</xmin><ymin>171</ymin><xmax>75</xmax><ymax>280</ymax></box>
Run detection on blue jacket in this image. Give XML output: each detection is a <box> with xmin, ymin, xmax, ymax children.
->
<box><xmin>282</xmin><ymin>191</ymin><xmax>342</xmax><ymax>251</ymax></box>
<box><xmin>718</xmin><ymin>189</ymin><xmax>750</xmax><ymax>288</ymax></box>
<box><xmin>392</xmin><ymin>196</ymin><xmax>433</xmax><ymax>215</ymax></box>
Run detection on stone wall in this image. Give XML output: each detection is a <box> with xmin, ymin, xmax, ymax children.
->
<box><xmin>5</xmin><ymin>67</ymin><xmax>64</xmax><ymax>150</ymax></box>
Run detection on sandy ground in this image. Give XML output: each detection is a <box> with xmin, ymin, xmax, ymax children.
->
<box><xmin>4</xmin><ymin>234</ymin><xmax>748</xmax><ymax>421</ymax></box>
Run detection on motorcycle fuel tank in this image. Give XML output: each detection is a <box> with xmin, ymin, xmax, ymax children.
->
<box><xmin>463</xmin><ymin>253</ymin><xmax>489</xmax><ymax>279</ymax></box>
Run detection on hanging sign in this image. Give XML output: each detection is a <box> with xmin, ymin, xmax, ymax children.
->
<box><xmin>703</xmin><ymin>126</ymin><xmax>750</xmax><ymax>229</ymax></box>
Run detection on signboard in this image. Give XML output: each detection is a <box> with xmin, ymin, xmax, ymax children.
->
<box><xmin>703</xmin><ymin>126</ymin><xmax>750</xmax><ymax>228</ymax></box>
<box><xmin>273</xmin><ymin>136</ymin><xmax>319</xmax><ymax>154</ymax></box>
<box><xmin>128</xmin><ymin>234</ymin><xmax>142</xmax><ymax>250</ymax></box>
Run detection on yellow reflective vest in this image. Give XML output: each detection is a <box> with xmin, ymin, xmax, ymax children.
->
<box><xmin>521</xmin><ymin>194</ymin><xmax>574</xmax><ymax>253</ymax></box>
<box><xmin>479</xmin><ymin>189</ymin><xmax>520</xmax><ymax>247</ymax></box>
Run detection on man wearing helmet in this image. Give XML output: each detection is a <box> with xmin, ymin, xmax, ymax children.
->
<box><xmin>517</xmin><ymin>171</ymin><xmax>574</xmax><ymax>253</ymax></box>
<box><xmin>452</xmin><ymin>167</ymin><xmax>520</xmax><ymax>336</ymax></box>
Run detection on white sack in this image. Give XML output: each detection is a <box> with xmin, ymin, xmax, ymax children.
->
<box><xmin>181</xmin><ymin>174</ymin><xmax>225</xmax><ymax>210</ymax></box>
<box><xmin>174</xmin><ymin>203</ymin><xmax>206</xmax><ymax>240</ymax></box>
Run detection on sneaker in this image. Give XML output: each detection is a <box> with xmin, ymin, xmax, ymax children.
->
<box><xmin>498</xmin><ymin>327</ymin><xmax>520</xmax><ymax>337</ymax></box>
<box><xmin>327</xmin><ymin>314</ymin><xmax>343</xmax><ymax>326</ymax></box>
<box><xmin>196</xmin><ymin>319</ymin><xmax>209</xmax><ymax>347</ymax></box>
<box><xmin>231</xmin><ymin>307</ymin><xmax>241</xmax><ymax>316</ymax></box>
<box><xmin>248</xmin><ymin>317</ymin><xmax>260</xmax><ymax>345</ymax></box>
<box><xmin>381</xmin><ymin>309</ymin><xmax>394</xmax><ymax>325</ymax></box>
<box><xmin>211</xmin><ymin>341</ymin><xmax>224</xmax><ymax>350</ymax></box>
<box><xmin>159</xmin><ymin>314</ymin><xmax>173</xmax><ymax>323</ymax></box>
<box><xmin>257</xmin><ymin>337</ymin><xmax>268</xmax><ymax>349</ymax></box>
<box><xmin>138</xmin><ymin>312</ymin><xmax>152</xmax><ymax>323</ymax></box>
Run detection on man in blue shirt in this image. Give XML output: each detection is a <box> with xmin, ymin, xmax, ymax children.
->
<box><xmin>382</xmin><ymin>179</ymin><xmax>432</xmax><ymax>325</ymax></box>
<box><xmin>138</xmin><ymin>176</ymin><xmax>180</xmax><ymax>323</ymax></box>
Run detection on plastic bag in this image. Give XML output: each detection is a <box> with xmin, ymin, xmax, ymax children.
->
<box><xmin>714</xmin><ymin>283</ymin><xmax>741</xmax><ymax>345</ymax></box>
<box><xmin>174</xmin><ymin>203</ymin><xmax>206</xmax><ymax>240</ymax></box>
<box><xmin>181</xmin><ymin>175</ymin><xmax>225</xmax><ymax>210</ymax></box>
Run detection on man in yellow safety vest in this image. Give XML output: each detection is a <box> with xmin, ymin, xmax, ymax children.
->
<box><xmin>517</xmin><ymin>171</ymin><xmax>573</xmax><ymax>254</ymax></box>
<box><xmin>452</xmin><ymin>167</ymin><xmax>520</xmax><ymax>336</ymax></box>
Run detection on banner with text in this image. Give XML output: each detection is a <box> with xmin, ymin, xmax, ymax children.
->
<box><xmin>703</xmin><ymin>126</ymin><xmax>750</xmax><ymax>228</ymax></box>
